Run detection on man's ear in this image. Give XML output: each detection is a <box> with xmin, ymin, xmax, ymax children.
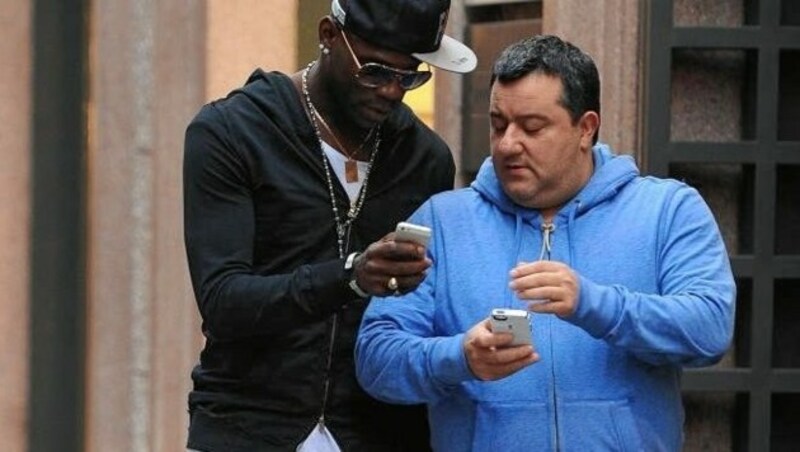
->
<box><xmin>578</xmin><ymin>111</ymin><xmax>600</xmax><ymax>149</ymax></box>
<box><xmin>318</xmin><ymin>16</ymin><xmax>339</xmax><ymax>50</ymax></box>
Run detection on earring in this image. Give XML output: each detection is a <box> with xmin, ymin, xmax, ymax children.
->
<box><xmin>319</xmin><ymin>43</ymin><xmax>330</xmax><ymax>55</ymax></box>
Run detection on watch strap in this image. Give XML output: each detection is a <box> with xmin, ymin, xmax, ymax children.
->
<box><xmin>345</xmin><ymin>252</ymin><xmax>369</xmax><ymax>298</ymax></box>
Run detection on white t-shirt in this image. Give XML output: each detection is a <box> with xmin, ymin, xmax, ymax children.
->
<box><xmin>321</xmin><ymin>140</ymin><xmax>368</xmax><ymax>203</ymax></box>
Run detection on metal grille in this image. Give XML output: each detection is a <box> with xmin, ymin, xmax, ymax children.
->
<box><xmin>643</xmin><ymin>1</ymin><xmax>800</xmax><ymax>449</ymax></box>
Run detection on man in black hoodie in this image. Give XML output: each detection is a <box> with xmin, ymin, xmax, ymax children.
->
<box><xmin>182</xmin><ymin>0</ymin><xmax>476</xmax><ymax>450</ymax></box>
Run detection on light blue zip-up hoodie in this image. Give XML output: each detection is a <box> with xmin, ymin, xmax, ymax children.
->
<box><xmin>356</xmin><ymin>144</ymin><xmax>736</xmax><ymax>451</ymax></box>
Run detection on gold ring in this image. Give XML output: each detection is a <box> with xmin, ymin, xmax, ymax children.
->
<box><xmin>387</xmin><ymin>277</ymin><xmax>399</xmax><ymax>291</ymax></box>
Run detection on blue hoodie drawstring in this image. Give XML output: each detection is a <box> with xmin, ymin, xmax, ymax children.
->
<box><xmin>539</xmin><ymin>222</ymin><xmax>555</xmax><ymax>261</ymax></box>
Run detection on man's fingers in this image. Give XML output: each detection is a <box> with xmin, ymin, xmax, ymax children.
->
<box><xmin>470</xmin><ymin>346</ymin><xmax>539</xmax><ymax>381</ymax></box>
<box><xmin>510</xmin><ymin>260</ymin><xmax>562</xmax><ymax>277</ymax></box>
<box><xmin>383</xmin><ymin>238</ymin><xmax>426</xmax><ymax>260</ymax></box>
<box><xmin>471</xmin><ymin>330</ymin><xmax>514</xmax><ymax>349</ymax></box>
<box><xmin>513</xmin><ymin>286</ymin><xmax>560</xmax><ymax>302</ymax></box>
<box><xmin>355</xmin><ymin>238</ymin><xmax>432</xmax><ymax>296</ymax></box>
<box><xmin>491</xmin><ymin>344</ymin><xmax>536</xmax><ymax>363</ymax></box>
<box><xmin>509</xmin><ymin>271</ymin><xmax>560</xmax><ymax>291</ymax></box>
<box><xmin>361</xmin><ymin>241</ymin><xmax>429</xmax><ymax>275</ymax></box>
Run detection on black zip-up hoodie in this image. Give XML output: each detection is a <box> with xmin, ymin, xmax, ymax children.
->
<box><xmin>183</xmin><ymin>69</ymin><xmax>455</xmax><ymax>451</ymax></box>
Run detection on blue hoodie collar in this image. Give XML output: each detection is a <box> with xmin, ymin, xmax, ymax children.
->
<box><xmin>470</xmin><ymin>143</ymin><xmax>640</xmax><ymax>221</ymax></box>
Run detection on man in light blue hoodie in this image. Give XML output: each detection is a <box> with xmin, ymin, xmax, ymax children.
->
<box><xmin>355</xmin><ymin>35</ymin><xmax>736</xmax><ymax>451</ymax></box>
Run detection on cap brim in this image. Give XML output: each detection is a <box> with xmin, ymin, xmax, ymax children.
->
<box><xmin>412</xmin><ymin>35</ymin><xmax>477</xmax><ymax>74</ymax></box>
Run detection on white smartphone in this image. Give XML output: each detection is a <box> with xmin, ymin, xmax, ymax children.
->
<box><xmin>395</xmin><ymin>222</ymin><xmax>432</xmax><ymax>248</ymax></box>
<box><xmin>490</xmin><ymin>308</ymin><xmax>533</xmax><ymax>347</ymax></box>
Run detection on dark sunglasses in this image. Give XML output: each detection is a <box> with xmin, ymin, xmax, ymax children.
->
<box><xmin>339</xmin><ymin>28</ymin><xmax>432</xmax><ymax>91</ymax></box>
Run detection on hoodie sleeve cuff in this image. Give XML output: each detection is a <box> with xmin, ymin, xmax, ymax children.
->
<box><xmin>429</xmin><ymin>333</ymin><xmax>474</xmax><ymax>385</ymax></box>
<box><xmin>565</xmin><ymin>276</ymin><xmax>622</xmax><ymax>339</ymax></box>
<box><xmin>304</xmin><ymin>258</ymin><xmax>360</xmax><ymax>311</ymax></box>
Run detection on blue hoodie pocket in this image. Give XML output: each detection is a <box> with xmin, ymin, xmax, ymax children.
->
<box><xmin>559</xmin><ymin>400</ymin><xmax>644</xmax><ymax>451</ymax></box>
<box><xmin>472</xmin><ymin>401</ymin><xmax>550</xmax><ymax>451</ymax></box>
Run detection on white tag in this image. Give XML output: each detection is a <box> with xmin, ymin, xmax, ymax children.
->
<box><xmin>296</xmin><ymin>422</ymin><xmax>342</xmax><ymax>452</ymax></box>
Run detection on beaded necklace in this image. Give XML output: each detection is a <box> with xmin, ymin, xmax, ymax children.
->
<box><xmin>301</xmin><ymin>61</ymin><xmax>382</xmax><ymax>257</ymax></box>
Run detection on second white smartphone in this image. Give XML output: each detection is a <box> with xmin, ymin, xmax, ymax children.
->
<box><xmin>490</xmin><ymin>308</ymin><xmax>533</xmax><ymax>347</ymax></box>
<box><xmin>395</xmin><ymin>222</ymin><xmax>432</xmax><ymax>248</ymax></box>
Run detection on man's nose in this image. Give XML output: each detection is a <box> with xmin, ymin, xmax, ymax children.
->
<box><xmin>375</xmin><ymin>77</ymin><xmax>406</xmax><ymax>101</ymax></box>
<box><xmin>495</xmin><ymin>125</ymin><xmax>523</xmax><ymax>154</ymax></box>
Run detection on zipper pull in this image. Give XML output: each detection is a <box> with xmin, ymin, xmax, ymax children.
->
<box><xmin>539</xmin><ymin>222</ymin><xmax>555</xmax><ymax>261</ymax></box>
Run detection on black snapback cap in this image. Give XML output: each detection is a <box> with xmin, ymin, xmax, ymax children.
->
<box><xmin>331</xmin><ymin>0</ymin><xmax>477</xmax><ymax>73</ymax></box>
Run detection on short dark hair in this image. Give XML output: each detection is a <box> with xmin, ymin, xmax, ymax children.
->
<box><xmin>491</xmin><ymin>35</ymin><xmax>600</xmax><ymax>144</ymax></box>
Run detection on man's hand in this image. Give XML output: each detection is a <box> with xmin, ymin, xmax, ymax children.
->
<box><xmin>353</xmin><ymin>232</ymin><xmax>430</xmax><ymax>296</ymax></box>
<box><xmin>509</xmin><ymin>261</ymin><xmax>580</xmax><ymax>317</ymax></box>
<box><xmin>463</xmin><ymin>318</ymin><xmax>538</xmax><ymax>381</ymax></box>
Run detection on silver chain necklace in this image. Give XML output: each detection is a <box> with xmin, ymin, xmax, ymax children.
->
<box><xmin>301</xmin><ymin>61</ymin><xmax>382</xmax><ymax>257</ymax></box>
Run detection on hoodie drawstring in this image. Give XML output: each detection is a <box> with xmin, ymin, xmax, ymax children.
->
<box><xmin>539</xmin><ymin>222</ymin><xmax>555</xmax><ymax>261</ymax></box>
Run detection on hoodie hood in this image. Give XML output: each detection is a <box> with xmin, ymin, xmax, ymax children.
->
<box><xmin>471</xmin><ymin>143</ymin><xmax>640</xmax><ymax>220</ymax></box>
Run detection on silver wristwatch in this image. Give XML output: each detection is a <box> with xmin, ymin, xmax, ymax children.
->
<box><xmin>345</xmin><ymin>252</ymin><xmax>369</xmax><ymax>298</ymax></box>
